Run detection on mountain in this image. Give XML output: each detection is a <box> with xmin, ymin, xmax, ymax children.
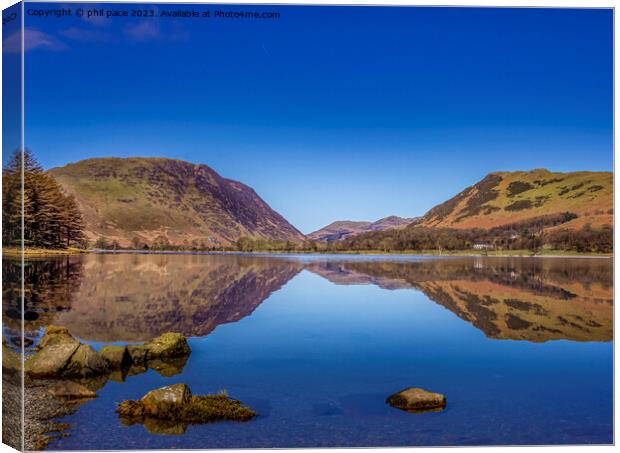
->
<box><xmin>417</xmin><ymin>169</ymin><xmax>612</xmax><ymax>230</ymax></box>
<box><xmin>308</xmin><ymin>216</ymin><xmax>417</xmax><ymax>242</ymax></box>
<box><xmin>48</xmin><ymin>157</ymin><xmax>305</xmax><ymax>247</ymax></box>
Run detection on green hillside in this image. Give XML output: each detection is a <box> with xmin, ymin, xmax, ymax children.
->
<box><xmin>419</xmin><ymin>169</ymin><xmax>612</xmax><ymax>230</ymax></box>
<box><xmin>49</xmin><ymin>157</ymin><xmax>305</xmax><ymax>248</ymax></box>
<box><xmin>338</xmin><ymin>169</ymin><xmax>613</xmax><ymax>253</ymax></box>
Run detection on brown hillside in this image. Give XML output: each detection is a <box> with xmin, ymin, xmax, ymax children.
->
<box><xmin>418</xmin><ymin>169</ymin><xmax>612</xmax><ymax>230</ymax></box>
<box><xmin>49</xmin><ymin>157</ymin><xmax>305</xmax><ymax>247</ymax></box>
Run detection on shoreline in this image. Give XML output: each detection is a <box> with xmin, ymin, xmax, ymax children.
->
<box><xmin>2</xmin><ymin>247</ymin><xmax>88</xmax><ymax>258</ymax></box>
<box><xmin>3</xmin><ymin>247</ymin><xmax>611</xmax><ymax>259</ymax></box>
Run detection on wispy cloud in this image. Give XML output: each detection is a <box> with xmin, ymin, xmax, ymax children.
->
<box><xmin>3</xmin><ymin>28</ymin><xmax>67</xmax><ymax>53</ymax></box>
<box><xmin>82</xmin><ymin>14</ymin><xmax>109</xmax><ymax>28</ymax></box>
<box><xmin>123</xmin><ymin>18</ymin><xmax>189</xmax><ymax>43</ymax></box>
<box><xmin>61</xmin><ymin>27</ymin><xmax>114</xmax><ymax>43</ymax></box>
<box><xmin>123</xmin><ymin>21</ymin><xmax>161</xmax><ymax>42</ymax></box>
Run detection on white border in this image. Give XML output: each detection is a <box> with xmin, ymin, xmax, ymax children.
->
<box><xmin>0</xmin><ymin>1</ymin><xmax>616</xmax><ymax>453</ymax></box>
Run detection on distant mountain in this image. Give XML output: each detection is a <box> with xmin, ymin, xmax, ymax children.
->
<box><xmin>308</xmin><ymin>216</ymin><xmax>417</xmax><ymax>242</ymax></box>
<box><xmin>49</xmin><ymin>157</ymin><xmax>305</xmax><ymax>247</ymax></box>
<box><xmin>417</xmin><ymin>169</ymin><xmax>612</xmax><ymax>230</ymax></box>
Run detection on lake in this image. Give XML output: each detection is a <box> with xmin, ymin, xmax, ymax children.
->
<box><xmin>3</xmin><ymin>253</ymin><xmax>613</xmax><ymax>448</ymax></box>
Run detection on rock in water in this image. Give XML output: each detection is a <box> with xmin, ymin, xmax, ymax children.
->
<box><xmin>144</xmin><ymin>333</ymin><xmax>191</xmax><ymax>360</ymax></box>
<box><xmin>118</xmin><ymin>383</ymin><xmax>192</xmax><ymax>420</ymax></box>
<box><xmin>100</xmin><ymin>345</ymin><xmax>132</xmax><ymax>369</ymax></box>
<box><xmin>63</xmin><ymin>344</ymin><xmax>109</xmax><ymax>377</ymax></box>
<box><xmin>126</xmin><ymin>345</ymin><xmax>148</xmax><ymax>364</ymax></box>
<box><xmin>116</xmin><ymin>384</ymin><xmax>257</xmax><ymax>427</ymax></box>
<box><xmin>386</xmin><ymin>387</ymin><xmax>446</xmax><ymax>412</ymax></box>
<box><xmin>26</xmin><ymin>342</ymin><xmax>80</xmax><ymax>378</ymax></box>
<box><xmin>38</xmin><ymin>326</ymin><xmax>79</xmax><ymax>349</ymax></box>
<box><xmin>142</xmin><ymin>384</ymin><xmax>193</xmax><ymax>408</ymax></box>
<box><xmin>26</xmin><ymin>327</ymin><xmax>190</xmax><ymax>381</ymax></box>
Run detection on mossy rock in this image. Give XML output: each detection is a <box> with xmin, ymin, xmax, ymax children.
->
<box><xmin>26</xmin><ymin>342</ymin><xmax>80</xmax><ymax>378</ymax></box>
<box><xmin>142</xmin><ymin>383</ymin><xmax>193</xmax><ymax>408</ymax></box>
<box><xmin>144</xmin><ymin>333</ymin><xmax>190</xmax><ymax>360</ymax></box>
<box><xmin>182</xmin><ymin>394</ymin><xmax>257</xmax><ymax>422</ymax></box>
<box><xmin>62</xmin><ymin>344</ymin><xmax>109</xmax><ymax>378</ymax></box>
<box><xmin>126</xmin><ymin>345</ymin><xmax>148</xmax><ymax>365</ymax></box>
<box><xmin>38</xmin><ymin>326</ymin><xmax>79</xmax><ymax>350</ymax></box>
<box><xmin>100</xmin><ymin>345</ymin><xmax>132</xmax><ymax>370</ymax></box>
<box><xmin>117</xmin><ymin>384</ymin><xmax>257</xmax><ymax>426</ymax></box>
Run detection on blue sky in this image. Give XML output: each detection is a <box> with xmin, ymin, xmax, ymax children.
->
<box><xmin>14</xmin><ymin>4</ymin><xmax>614</xmax><ymax>233</ymax></box>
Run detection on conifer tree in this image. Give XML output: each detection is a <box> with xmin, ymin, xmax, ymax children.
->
<box><xmin>2</xmin><ymin>149</ymin><xmax>86</xmax><ymax>249</ymax></box>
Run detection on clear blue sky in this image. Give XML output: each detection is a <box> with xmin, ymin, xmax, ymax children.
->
<box><xmin>17</xmin><ymin>4</ymin><xmax>613</xmax><ymax>233</ymax></box>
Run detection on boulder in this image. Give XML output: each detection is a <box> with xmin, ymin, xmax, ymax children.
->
<box><xmin>25</xmin><ymin>342</ymin><xmax>80</xmax><ymax>378</ymax></box>
<box><xmin>116</xmin><ymin>385</ymin><xmax>257</xmax><ymax>425</ymax></box>
<box><xmin>63</xmin><ymin>344</ymin><xmax>109</xmax><ymax>378</ymax></box>
<box><xmin>117</xmin><ymin>384</ymin><xmax>192</xmax><ymax>420</ymax></box>
<box><xmin>126</xmin><ymin>345</ymin><xmax>148</xmax><ymax>365</ymax></box>
<box><xmin>386</xmin><ymin>387</ymin><xmax>446</xmax><ymax>412</ymax></box>
<box><xmin>141</xmin><ymin>383</ymin><xmax>193</xmax><ymax>409</ymax></box>
<box><xmin>100</xmin><ymin>345</ymin><xmax>132</xmax><ymax>370</ymax></box>
<box><xmin>144</xmin><ymin>333</ymin><xmax>190</xmax><ymax>360</ymax></box>
<box><xmin>48</xmin><ymin>381</ymin><xmax>98</xmax><ymax>399</ymax></box>
<box><xmin>38</xmin><ymin>326</ymin><xmax>79</xmax><ymax>349</ymax></box>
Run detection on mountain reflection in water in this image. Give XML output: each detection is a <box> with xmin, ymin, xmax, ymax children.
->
<box><xmin>2</xmin><ymin>254</ymin><xmax>612</xmax><ymax>345</ymax></box>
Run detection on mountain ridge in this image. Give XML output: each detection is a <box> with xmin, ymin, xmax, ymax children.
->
<box><xmin>49</xmin><ymin>157</ymin><xmax>305</xmax><ymax>248</ymax></box>
<box><xmin>416</xmin><ymin>168</ymin><xmax>612</xmax><ymax>230</ymax></box>
<box><xmin>308</xmin><ymin>215</ymin><xmax>417</xmax><ymax>242</ymax></box>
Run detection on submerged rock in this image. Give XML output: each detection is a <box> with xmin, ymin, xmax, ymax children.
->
<box><xmin>144</xmin><ymin>333</ymin><xmax>191</xmax><ymax>360</ymax></box>
<box><xmin>117</xmin><ymin>384</ymin><xmax>257</xmax><ymax>431</ymax></box>
<box><xmin>386</xmin><ymin>387</ymin><xmax>446</xmax><ymax>412</ymax></box>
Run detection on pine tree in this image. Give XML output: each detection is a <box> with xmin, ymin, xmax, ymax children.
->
<box><xmin>2</xmin><ymin>149</ymin><xmax>86</xmax><ymax>249</ymax></box>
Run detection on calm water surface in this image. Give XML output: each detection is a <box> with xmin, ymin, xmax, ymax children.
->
<box><xmin>3</xmin><ymin>254</ymin><xmax>613</xmax><ymax>448</ymax></box>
